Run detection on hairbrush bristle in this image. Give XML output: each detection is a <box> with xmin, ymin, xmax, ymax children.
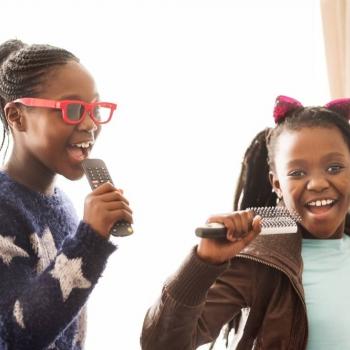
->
<box><xmin>247</xmin><ymin>206</ymin><xmax>301</xmax><ymax>234</ymax></box>
<box><xmin>248</xmin><ymin>206</ymin><xmax>301</xmax><ymax>221</ymax></box>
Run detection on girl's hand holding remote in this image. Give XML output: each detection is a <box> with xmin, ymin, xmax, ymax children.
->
<box><xmin>197</xmin><ymin>210</ymin><xmax>262</xmax><ymax>265</ymax></box>
<box><xmin>83</xmin><ymin>182</ymin><xmax>133</xmax><ymax>238</ymax></box>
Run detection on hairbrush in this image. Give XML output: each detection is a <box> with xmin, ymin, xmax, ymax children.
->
<box><xmin>195</xmin><ymin>206</ymin><xmax>301</xmax><ymax>239</ymax></box>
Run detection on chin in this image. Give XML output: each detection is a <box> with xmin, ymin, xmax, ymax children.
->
<box><xmin>61</xmin><ymin>167</ymin><xmax>85</xmax><ymax>181</ymax></box>
<box><xmin>301</xmin><ymin>223</ymin><xmax>343</xmax><ymax>239</ymax></box>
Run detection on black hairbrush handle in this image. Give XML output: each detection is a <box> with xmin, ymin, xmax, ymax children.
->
<box><xmin>195</xmin><ymin>223</ymin><xmax>227</xmax><ymax>239</ymax></box>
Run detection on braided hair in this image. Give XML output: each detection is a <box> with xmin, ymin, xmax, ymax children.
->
<box><xmin>214</xmin><ymin>127</ymin><xmax>276</xmax><ymax>349</ymax></box>
<box><xmin>233</xmin><ymin>127</ymin><xmax>276</xmax><ymax>210</ymax></box>
<box><xmin>0</xmin><ymin>39</ymin><xmax>79</xmax><ymax>155</ymax></box>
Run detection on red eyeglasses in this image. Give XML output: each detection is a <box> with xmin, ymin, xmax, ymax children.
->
<box><xmin>6</xmin><ymin>98</ymin><xmax>117</xmax><ymax>125</ymax></box>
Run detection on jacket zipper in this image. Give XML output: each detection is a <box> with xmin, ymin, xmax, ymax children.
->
<box><xmin>236</xmin><ymin>253</ymin><xmax>308</xmax><ymax>349</ymax></box>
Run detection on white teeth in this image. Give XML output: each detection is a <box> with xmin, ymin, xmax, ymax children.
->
<box><xmin>308</xmin><ymin>199</ymin><xmax>334</xmax><ymax>207</ymax></box>
<box><xmin>72</xmin><ymin>141</ymin><xmax>93</xmax><ymax>148</ymax></box>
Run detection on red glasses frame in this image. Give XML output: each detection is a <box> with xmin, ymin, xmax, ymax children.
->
<box><xmin>6</xmin><ymin>97</ymin><xmax>117</xmax><ymax>125</ymax></box>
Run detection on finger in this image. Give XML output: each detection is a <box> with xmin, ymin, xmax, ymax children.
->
<box><xmin>240</xmin><ymin>210</ymin><xmax>254</xmax><ymax>234</ymax></box>
<box><xmin>226</xmin><ymin>210</ymin><xmax>254</xmax><ymax>241</ymax></box>
<box><xmin>234</xmin><ymin>229</ymin><xmax>259</xmax><ymax>251</ymax></box>
<box><xmin>96</xmin><ymin>190</ymin><xmax>130</xmax><ymax>205</ymax></box>
<box><xmin>108</xmin><ymin>209</ymin><xmax>133</xmax><ymax>224</ymax></box>
<box><xmin>104</xmin><ymin>201</ymin><xmax>133</xmax><ymax>214</ymax></box>
<box><xmin>232</xmin><ymin>213</ymin><xmax>244</xmax><ymax>235</ymax></box>
<box><xmin>91</xmin><ymin>182</ymin><xmax>116</xmax><ymax>194</ymax></box>
<box><xmin>252</xmin><ymin>215</ymin><xmax>262</xmax><ymax>234</ymax></box>
<box><xmin>222</xmin><ymin>217</ymin><xmax>235</xmax><ymax>239</ymax></box>
<box><xmin>207</xmin><ymin>215</ymin><xmax>225</xmax><ymax>224</ymax></box>
<box><xmin>208</xmin><ymin>213</ymin><xmax>243</xmax><ymax>240</ymax></box>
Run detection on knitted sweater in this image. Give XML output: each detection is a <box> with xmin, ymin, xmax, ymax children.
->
<box><xmin>0</xmin><ymin>171</ymin><xmax>116</xmax><ymax>350</ymax></box>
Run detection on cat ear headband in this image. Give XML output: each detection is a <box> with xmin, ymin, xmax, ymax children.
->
<box><xmin>273</xmin><ymin>95</ymin><xmax>350</xmax><ymax>124</ymax></box>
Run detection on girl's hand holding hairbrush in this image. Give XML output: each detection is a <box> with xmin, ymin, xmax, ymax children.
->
<box><xmin>197</xmin><ymin>210</ymin><xmax>262</xmax><ymax>265</ymax></box>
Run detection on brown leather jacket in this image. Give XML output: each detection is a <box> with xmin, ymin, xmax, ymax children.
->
<box><xmin>141</xmin><ymin>232</ymin><xmax>308</xmax><ymax>350</ymax></box>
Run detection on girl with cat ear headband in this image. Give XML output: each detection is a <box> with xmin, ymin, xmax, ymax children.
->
<box><xmin>141</xmin><ymin>95</ymin><xmax>350</xmax><ymax>350</ymax></box>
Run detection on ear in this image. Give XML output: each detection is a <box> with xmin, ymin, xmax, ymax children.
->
<box><xmin>4</xmin><ymin>103</ymin><xmax>26</xmax><ymax>131</ymax></box>
<box><xmin>269</xmin><ymin>170</ymin><xmax>283</xmax><ymax>199</ymax></box>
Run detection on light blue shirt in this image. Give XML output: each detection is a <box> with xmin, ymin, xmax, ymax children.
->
<box><xmin>302</xmin><ymin>235</ymin><xmax>350</xmax><ymax>350</ymax></box>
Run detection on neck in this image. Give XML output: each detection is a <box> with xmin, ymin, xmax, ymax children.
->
<box><xmin>299</xmin><ymin>224</ymin><xmax>345</xmax><ymax>240</ymax></box>
<box><xmin>4</xmin><ymin>149</ymin><xmax>56</xmax><ymax>195</ymax></box>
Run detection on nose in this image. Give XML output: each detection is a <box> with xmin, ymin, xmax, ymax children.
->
<box><xmin>306</xmin><ymin>174</ymin><xmax>330</xmax><ymax>192</ymax></box>
<box><xmin>77</xmin><ymin>111</ymin><xmax>98</xmax><ymax>132</ymax></box>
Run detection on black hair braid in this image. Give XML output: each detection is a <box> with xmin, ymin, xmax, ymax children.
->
<box><xmin>0</xmin><ymin>40</ymin><xmax>26</xmax><ymax>153</ymax></box>
<box><xmin>0</xmin><ymin>39</ymin><xmax>79</xmax><ymax>155</ymax></box>
<box><xmin>233</xmin><ymin>128</ymin><xmax>277</xmax><ymax>210</ymax></box>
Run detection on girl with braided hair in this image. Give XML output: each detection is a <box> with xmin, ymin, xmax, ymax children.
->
<box><xmin>0</xmin><ymin>39</ymin><xmax>132</xmax><ymax>349</ymax></box>
<box><xmin>141</xmin><ymin>96</ymin><xmax>350</xmax><ymax>350</ymax></box>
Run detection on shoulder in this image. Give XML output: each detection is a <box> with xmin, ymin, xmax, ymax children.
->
<box><xmin>0</xmin><ymin>172</ymin><xmax>42</xmax><ymax>235</ymax></box>
<box><xmin>0</xmin><ymin>172</ymin><xmax>27</xmax><ymax>220</ymax></box>
<box><xmin>0</xmin><ymin>171</ymin><xmax>38</xmax><ymax>214</ymax></box>
<box><xmin>0</xmin><ymin>171</ymin><xmax>21</xmax><ymax>203</ymax></box>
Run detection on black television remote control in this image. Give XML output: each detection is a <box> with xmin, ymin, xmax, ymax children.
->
<box><xmin>81</xmin><ymin>158</ymin><xmax>133</xmax><ymax>237</ymax></box>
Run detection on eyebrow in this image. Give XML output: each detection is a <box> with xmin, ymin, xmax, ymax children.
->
<box><xmin>286</xmin><ymin>152</ymin><xmax>348</xmax><ymax>167</ymax></box>
<box><xmin>58</xmin><ymin>94</ymin><xmax>100</xmax><ymax>101</ymax></box>
<box><xmin>322</xmin><ymin>152</ymin><xmax>348</xmax><ymax>160</ymax></box>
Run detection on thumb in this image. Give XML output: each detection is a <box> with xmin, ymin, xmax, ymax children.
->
<box><xmin>252</xmin><ymin>215</ymin><xmax>262</xmax><ymax>234</ymax></box>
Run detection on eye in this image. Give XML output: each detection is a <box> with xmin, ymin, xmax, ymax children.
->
<box><xmin>327</xmin><ymin>164</ymin><xmax>344</xmax><ymax>174</ymax></box>
<box><xmin>287</xmin><ymin>169</ymin><xmax>305</xmax><ymax>177</ymax></box>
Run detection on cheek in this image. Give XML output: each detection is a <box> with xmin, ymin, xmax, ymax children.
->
<box><xmin>94</xmin><ymin>126</ymin><xmax>102</xmax><ymax>139</ymax></box>
<box><xmin>279</xmin><ymin>178</ymin><xmax>302</xmax><ymax>203</ymax></box>
<box><xmin>29</xmin><ymin>120</ymin><xmax>73</xmax><ymax>151</ymax></box>
<box><xmin>341</xmin><ymin>180</ymin><xmax>350</xmax><ymax>203</ymax></box>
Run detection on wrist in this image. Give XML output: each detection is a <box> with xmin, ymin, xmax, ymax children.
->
<box><xmin>83</xmin><ymin>220</ymin><xmax>109</xmax><ymax>240</ymax></box>
<box><xmin>196</xmin><ymin>246</ymin><xmax>228</xmax><ymax>265</ymax></box>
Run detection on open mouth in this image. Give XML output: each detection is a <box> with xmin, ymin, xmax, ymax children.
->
<box><xmin>66</xmin><ymin>141</ymin><xmax>94</xmax><ymax>162</ymax></box>
<box><xmin>305</xmin><ymin>198</ymin><xmax>336</xmax><ymax>214</ymax></box>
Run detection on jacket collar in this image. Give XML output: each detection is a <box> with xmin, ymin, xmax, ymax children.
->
<box><xmin>237</xmin><ymin>225</ymin><xmax>350</xmax><ymax>301</ymax></box>
<box><xmin>238</xmin><ymin>230</ymin><xmax>302</xmax><ymax>278</ymax></box>
<box><xmin>237</xmin><ymin>229</ymin><xmax>304</xmax><ymax>300</ymax></box>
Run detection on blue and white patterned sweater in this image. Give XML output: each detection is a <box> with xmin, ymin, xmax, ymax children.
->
<box><xmin>0</xmin><ymin>171</ymin><xmax>116</xmax><ymax>350</ymax></box>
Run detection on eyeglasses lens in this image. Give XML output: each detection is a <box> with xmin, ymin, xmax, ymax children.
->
<box><xmin>67</xmin><ymin>103</ymin><xmax>85</xmax><ymax>121</ymax></box>
<box><xmin>92</xmin><ymin>105</ymin><xmax>112</xmax><ymax>123</ymax></box>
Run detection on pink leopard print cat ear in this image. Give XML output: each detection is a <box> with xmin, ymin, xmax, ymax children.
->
<box><xmin>324</xmin><ymin>98</ymin><xmax>350</xmax><ymax>120</ymax></box>
<box><xmin>273</xmin><ymin>95</ymin><xmax>303</xmax><ymax>124</ymax></box>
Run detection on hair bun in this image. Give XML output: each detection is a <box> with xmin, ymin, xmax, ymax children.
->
<box><xmin>0</xmin><ymin>39</ymin><xmax>27</xmax><ymax>68</ymax></box>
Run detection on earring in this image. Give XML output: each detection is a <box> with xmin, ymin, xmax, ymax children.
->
<box><xmin>276</xmin><ymin>192</ymin><xmax>283</xmax><ymax>204</ymax></box>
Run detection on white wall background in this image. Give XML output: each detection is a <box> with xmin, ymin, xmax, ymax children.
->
<box><xmin>1</xmin><ymin>1</ymin><xmax>328</xmax><ymax>349</ymax></box>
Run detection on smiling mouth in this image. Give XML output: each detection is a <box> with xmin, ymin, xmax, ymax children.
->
<box><xmin>305</xmin><ymin>198</ymin><xmax>337</xmax><ymax>214</ymax></box>
<box><xmin>66</xmin><ymin>141</ymin><xmax>94</xmax><ymax>161</ymax></box>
